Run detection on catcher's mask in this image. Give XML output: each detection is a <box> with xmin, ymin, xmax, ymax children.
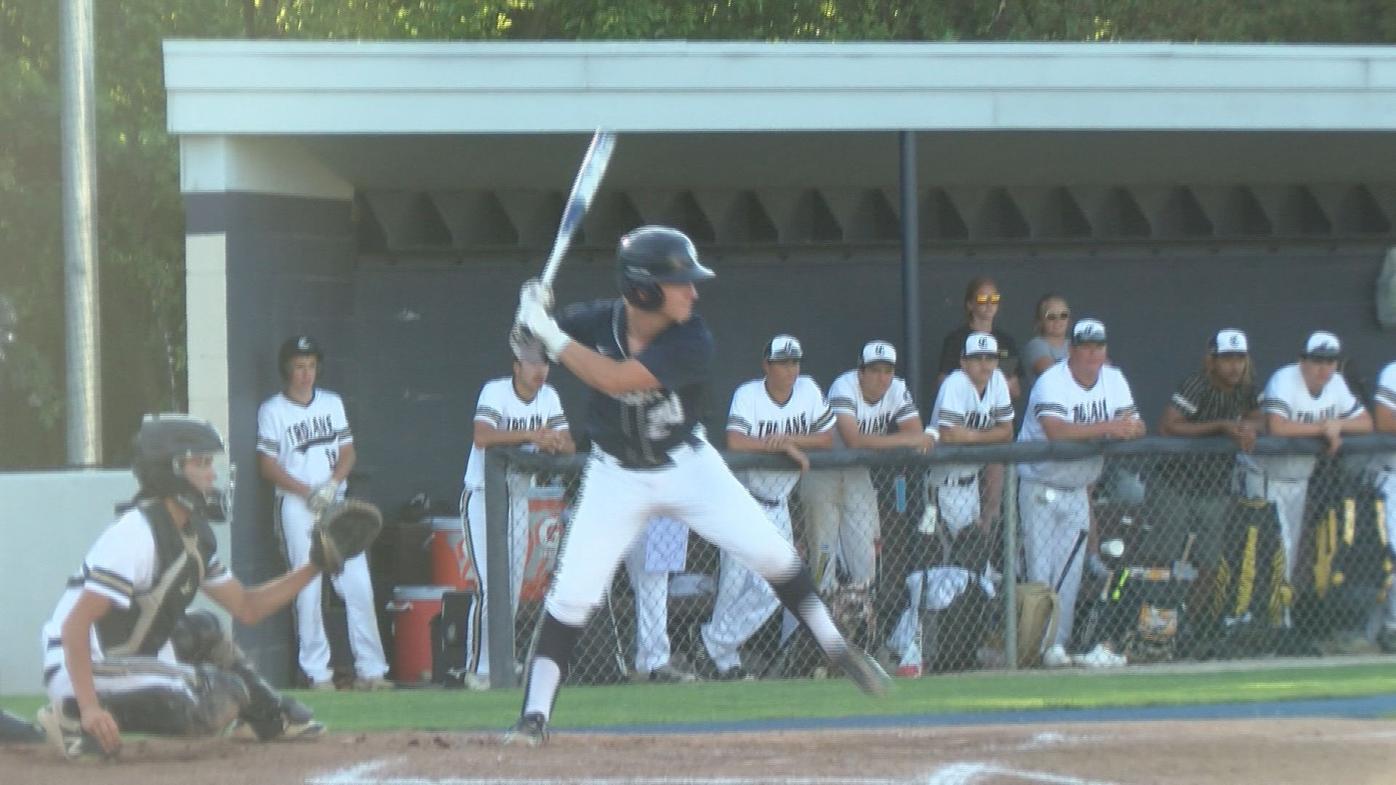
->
<box><xmin>132</xmin><ymin>414</ymin><xmax>235</xmax><ymax>523</ymax></box>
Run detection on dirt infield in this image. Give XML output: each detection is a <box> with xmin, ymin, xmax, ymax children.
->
<box><xmin>6</xmin><ymin>718</ymin><xmax>1396</xmax><ymax>785</ymax></box>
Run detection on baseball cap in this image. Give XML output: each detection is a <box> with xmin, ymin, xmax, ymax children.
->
<box><xmin>1303</xmin><ymin>330</ymin><xmax>1342</xmax><ymax>359</ymax></box>
<box><xmin>860</xmin><ymin>340</ymin><xmax>897</xmax><ymax>367</ymax></box>
<box><xmin>1209</xmin><ymin>328</ymin><xmax>1248</xmax><ymax>355</ymax></box>
<box><xmin>1070</xmin><ymin>318</ymin><xmax>1107</xmax><ymax>345</ymax></box>
<box><xmin>962</xmin><ymin>332</ymin><xmax>999</xmax><ymax>358</ymax></box>
<box><xmin>765</xmin><ymin>334</ymin><xmax>803</xmax><ymax>362</ymax></box>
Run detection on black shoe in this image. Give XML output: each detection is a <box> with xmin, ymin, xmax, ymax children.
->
<box><xmin>1379</xmin><ymin>627</ymin><xmax>1396</xmax><ymax>654</ymax></box>
<box><xmin>503</xmin><ymin>712</ymin><xmax>549</xmax><ymax>747</ymax></box>
<box><xmin>36</xmin><ymin>706</ymin><xmax>105</xmax><ymax>760</ymax></box>
<box><xmin>834</xmin><ymin>647</ymin><xmax>891</xmax><ymax>697</ymax></box>
<box><xmin>643</xmin><ymin>662</ymin><xmax>697</xmax><ymax>683</ymax></box>
<box><xmin>715</xmin><ymin>666</ymin><xmax>752</xmax><ymax>682</ymax></box>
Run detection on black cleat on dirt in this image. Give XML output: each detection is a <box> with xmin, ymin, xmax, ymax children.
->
<box><xmin>502</xmin><ymin>712</ymin><xmax>549</xmax><ymax>747</ymax></box>
<box><xmin>835</xmin><ymin>647</ymin><xmax>891</xmax><ymax>697</ymax></box>
<box><xmin>36</xmin><ymin>706</ymin><xmax>106</xmax><ymax>761</ymax></box>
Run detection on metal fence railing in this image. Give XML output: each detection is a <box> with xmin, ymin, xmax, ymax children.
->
<box><xmin>474</xmin><ymin>435</ymin><xmax>1396</xmax><ymax>688</ymax></box>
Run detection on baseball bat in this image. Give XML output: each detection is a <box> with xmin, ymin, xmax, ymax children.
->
<box><xmin>539</xmin><ymin>129</ymin><xmax>618</xmax><ymax>290</ymax></box>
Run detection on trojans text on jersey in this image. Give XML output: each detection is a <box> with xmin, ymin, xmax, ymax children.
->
<box><xmin>757</xmin><ymin>414</ymin><xmax>811</xmax><ymax>437</ymax></box>
<box><xmin>287</xmin><ymin>414</ymin><xmax>337</xmax><ymax>453</ymax></box>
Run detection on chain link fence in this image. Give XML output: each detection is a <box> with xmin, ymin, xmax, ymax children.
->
<box><xmin>463</xmin><ymin>435</ymin><xmax>1396</xmax><ymax>688</ymax></box>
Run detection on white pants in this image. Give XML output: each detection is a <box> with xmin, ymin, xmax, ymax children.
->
<box><xmin>278</xmin><ymin>494</ymin><xmax>388</xmax><ymax>683</ymax></box>
<box><xmin>545</xmin><ymin>442</ymin><xmax>800</xmax><ymax>630</ymax></box>
<box><xmin>1019</xmin><ymin>479</ymin><xmax>1089</xmax><ymax>650</ymax></box>
<box><xmin>1241</xmin><ymin>469</ymin><xmax>1310</xmax><ymax>582</ymax></box>
<box><xmin>797</xmin><ymin>467</ymin><xmax>879</xmax><ymax>592</ymax></box>
<box><xmin>45</xmin><ymin>642</ymin><xmax>180</xmax><ymax>706</ymax></box>
<box><xmin>933</xmin><ymin>476</ymin><xmax>981</xmax><ymax>537</ymax></box>
<box><xmin>461</xmin><ymin>481</ymin><xmax>532</xmax><ymax>678</ymax></box>
<box><xmin>1379</xmin><ymin>473</ymin><xmax>1396</xmax><ymax>629</ymax></box>
<box><xmin>624</xmin><ymin>540</ymin><xmax>672</xmax><ymax>673</ymax></box>
<box><xmin>700</xmin><ymin>498</ymin><xmax>791</xmax><ymax>672</ymax></box>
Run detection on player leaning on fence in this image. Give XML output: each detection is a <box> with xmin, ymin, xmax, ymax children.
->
<box><xmin>698</xmin><ymin>334</ymin><xmax>834</xmax><ymax>680</ymax></box>
<box><xmin>1155</xmin><ymin>329</ymin><xmax>1262</xmax><ymax>569</ymax></box>
<box><xmin>1362</xmin><ymin>358</ymin><xmax>1396</xmax><ymax>653</ymax></box>
<box><xmin>1239</xmin><ymin>332</ymin><xmax>1372</xmax><ymax>587</ymax></box>
<box><xmin>1017</xmin><ymin>318</ymin><xmax>1143</xmax><ymax>669</ymax></box>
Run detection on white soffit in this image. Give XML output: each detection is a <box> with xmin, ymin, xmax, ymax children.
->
<box><xmin>163</xmin><ymin>40</ymin><xmax>1396</xmax><ymax>135</ymax></box>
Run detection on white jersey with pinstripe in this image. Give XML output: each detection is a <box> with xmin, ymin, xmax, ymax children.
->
<box><xmin>1017</xmin><ymin>362</ymin><xmax>1138</xmax><ymax>488</ymax></box>
<box><xmin>255</xmin><ymin>389</ymin><xmax>353</xmax><ymax>494</ymax></box>
<box><xmin>1375</xmin><ymin>362</ymin><xmax>1396</xmax><ymax>469</ymax></box>
<box><xmin>1248</xmin><ymin>363</ymin><xmax>1366</xmax><ymax>481</ymax></box>
<box><xmin>929</xmin><ymin>368</ymin><xmax>1014</xmax><ymax>483</ymax></box>
<box><xmin>41</xmin><ymin>506</ymin><xmax>233</xmax><ymax>682</ymax></box>
<box><xmin>726</xmin><ymin>375</ymin><xmax>833</xmax><ymax>501</ymax></box>
<box><xmin>826</xmin><ymin>370</ymin><xmax>919</xmax><ymax>445</ymax></box>
<box><xmin>462</xmin><ymin>377</ymin><xmax>568</xmax><ymax>492</ymax></box>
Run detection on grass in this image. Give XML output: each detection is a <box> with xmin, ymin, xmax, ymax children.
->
<box><xmin>6</xmin><ymin>661</ymin><xmax>1394</xmax><ymax>733</ymax></box>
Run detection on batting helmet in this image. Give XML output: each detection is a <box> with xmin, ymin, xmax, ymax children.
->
<box><xmin>132</xmin><ymin>414</ymin><xmax>232</xmax><ymax>522</ymax></box>
<box><xmin>278</xmin><ymin>335</ymin><xmax>323</xmax><ymax>381</ymax></box>
<box><xmin>616</xmin><ymin>226</ymin><xmax>714</xmax><ymax>311</ymax></box>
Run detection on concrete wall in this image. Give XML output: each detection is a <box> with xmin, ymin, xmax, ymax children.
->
<box><xmin>0</xmin><ymin>471</ymin><xmax>135</xmax><ymax>694</ymax></box>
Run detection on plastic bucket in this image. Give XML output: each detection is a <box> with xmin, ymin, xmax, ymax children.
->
<box><xmin>386</xmin><ymin>585</ymin><xmax>448</xmax><ymax>684</ymax></box>
<box><xmin>428</xmin><ymin>516</ymin><xmax>478</xmax><ymax>591</ymax></box>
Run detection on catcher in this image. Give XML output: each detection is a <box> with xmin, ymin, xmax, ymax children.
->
<box><xmin>37</xmin><ymin>414</ymin><xmax>381</xmax><ymax>759</ymax></box>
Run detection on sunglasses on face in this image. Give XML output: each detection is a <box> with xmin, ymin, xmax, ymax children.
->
<box><xmin>1044</xmin><ymin>311</ymin><xmax>1071</xmax><ymax>321</ymax></box>
<box><xmin>973</xmin><ymin>293</ymin><xmax>1002</xmax><ymax>305</ymax></box>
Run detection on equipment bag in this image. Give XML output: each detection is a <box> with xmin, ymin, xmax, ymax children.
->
<box><xmin>1301</xmin><ymin>475</ymin><xmax>1395</xmax><ymax>639</ymax></box>
<box><xmin>1205</xmin><ymin>497</ymin><xmax>1290</xmax><ymax>654</ymax></box>
<box><xmin>430</xmin><ymin>591</ymin><xmax>476</xmax><ymax>687</ymax></box>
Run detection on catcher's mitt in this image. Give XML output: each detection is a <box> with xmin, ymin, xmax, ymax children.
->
<box><xmin>309</xmin><ymin>499</ymin><xmax>383</xmax><ymax>576</ymax></box>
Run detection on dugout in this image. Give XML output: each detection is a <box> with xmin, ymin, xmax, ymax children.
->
<box><xmin>161</xmin><ymin>40</ymin><xmax>1396</xmax><ymax>685</ymax></box>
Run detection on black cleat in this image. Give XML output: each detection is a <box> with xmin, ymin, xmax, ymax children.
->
<box><xmin>835</xmin><ymin>647</ymin><xmax>891</xmax><ymax>697</ymax></box>
<box><xmin>502</xmin><ymin>712</ymin><xmax>549</xmax><ymax>747</ymax></box>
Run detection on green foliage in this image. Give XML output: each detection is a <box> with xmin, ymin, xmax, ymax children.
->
<box><xmin>0</xmin><ymin>0</ymin><xmax>1392</xmax><ymax>466</ymax></box>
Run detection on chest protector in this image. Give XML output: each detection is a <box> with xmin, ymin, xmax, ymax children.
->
<box><xmin>96</xmin><ymin>500</ymin><xmax>216</xmax><ymax>657</ymax></box>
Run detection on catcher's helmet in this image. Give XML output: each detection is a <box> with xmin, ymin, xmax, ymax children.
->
<box><xmin>132</xmin><ymin>414</ymin><xmax>232</xmax><ymax>522</ymax></box>
<box><xmin>278</xmin><ymin>334</ymin><xmax>323</xmax><ymax>381</ymax></box>
<box><xmin>616</xmin><ymin>226</ymin><xmax>714</xmax><ymax>311</ymax></box>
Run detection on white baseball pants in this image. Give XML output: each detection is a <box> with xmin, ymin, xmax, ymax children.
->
<box><xmin>797</xmin><ymin>467</ymin><xmax>880</xmax><ymax>592</ymax></box>
<box><xmin>1018</xmin><ymin>479</ymin><xmax>1089</xmax><ymax>650</ymax></box>
<box><xmin>544</xmin><ymin>442</ymin><xmax>801</xmax><ymax>630</ymax></box>
<box><xmin>623</xmin><ymin>541</ymin><xmax>673</xmax><ymax>673</ymax></box>
<box><xmin>1377</xmin><ymin>473</ymin><xmax>1396</xmax><ymax>630</ymax></box>
<box><xmin>461</xmin><ymin>478</ymin><xmax>532</xmax><ymax>678</ymax></box>
<box><xmin>1241</xmin><ymin>468</ymin><xmax>1310</xmax><ymax>582</ymax></box>
<box><xmin>278</xmin><ymin>494</ymin><xmax>388</xmax><ymax>683</ymax></box>
<box><xmin>700</xmin><ymin>497</ymin><xmax>791</xmax><ymax>672</ymax></box>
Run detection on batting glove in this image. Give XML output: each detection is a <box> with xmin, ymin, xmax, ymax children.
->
<box><xmin>516</xmin><ymin>298</ymin><xmax>571</xmax><ymax>361</ymax></box>
<box><xmin>518</xmin><ymin>278</ymin><xmax>553</xmax><ymax>312</ymax></box>
<box><xmin>307</xmin><ymin>481</ymin><xmax>339</xmax><ymax>515</ymax></box>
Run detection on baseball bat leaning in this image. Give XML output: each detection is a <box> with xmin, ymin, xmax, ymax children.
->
<box><xmin>539</xmin><ymin>129</ymin><xmax>618</xmax><ymax>290</ymax></box>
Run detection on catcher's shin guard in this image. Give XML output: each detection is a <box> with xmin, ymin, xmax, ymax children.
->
<box><xmin>172</xmin><ymin>611</ymin><xmax>309</xmax><ymax>740</ymax></box>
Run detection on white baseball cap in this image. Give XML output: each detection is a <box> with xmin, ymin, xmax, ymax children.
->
<box><xmin>962</xmin><ymin>332</ymin><xmax>999</xmax><ymax>358</ymax></box>
<box><xmin>765</xmin><ymin>334</ymin><xmax>803</xmax><ymax>362</ymax></box>
<box><xmin>860</xmin><ymin>340</ymin><xmax>897</xmax><ymax>367</ymax></box>
<box><xmin>1071</xmin><ymin>318</ymin><xmax>1107</xmax><ymax>345</ymax></box>
<box><xmin>1303</xmin><ymin>330</ymin><xmax>1342</xmax><ymax>359</ymax></box>
<box><xmin>1210</xmin><ymin>328</ymin><xmax>1248</xmax><ymax>356</ymax></box>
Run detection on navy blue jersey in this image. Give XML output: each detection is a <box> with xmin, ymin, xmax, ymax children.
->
<box><xmin>557</xmin><ymin>299</ymin><xmax>712</xmax><ymax>468</ymax></box>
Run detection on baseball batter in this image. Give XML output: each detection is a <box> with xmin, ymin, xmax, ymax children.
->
<box><xmin>801</xmin><ymin>340</ymin><xmax>932</xmax><ymax>595</ymax></box>
<box><xmin>1017</xmin><ymin>318</ymin><xmax>1142</xmax><ymax>668</ymax></box>
<box><xmin>503</xmin><ymin>226</ymin><xmax>888</xmax><ymax>745</ymax></box>
<box><xmin>461</xmin><ymin>357</ymin><xmax>573</xmax><ymax>687</ymax></box>
<box><xmin>38</xmin><ymin>415</ymin><xmax>323</xmax><ymax>759</ymax></box>
<box><xmin>1372</xmin><ymin>360</ymin><xmax>1396</xmax><ymax>652</ymax></box>
<box><xmin>257</xmin><ymin>336</ymin><xmax>389</xmax><ymax>690</ymax></box>
<box><xmin>698</xmin><ymin>334</ymin><xmax>834</xmax><ymax>679</ymax></box>
<box><xmin>1242</xmin><ymin>331</ymin><xmax>1371</xmax><ymax>582</ymax></box>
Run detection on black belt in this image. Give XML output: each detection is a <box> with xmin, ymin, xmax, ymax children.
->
<box><xmin>942</xmin><ymin>475</ymin><xmax>976</xmax><ymax>487</ymax></box>
<box><xmin>751</xmin><ymin>494</ymin><xmax>782</xmax><ymax>509</ymax></box>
